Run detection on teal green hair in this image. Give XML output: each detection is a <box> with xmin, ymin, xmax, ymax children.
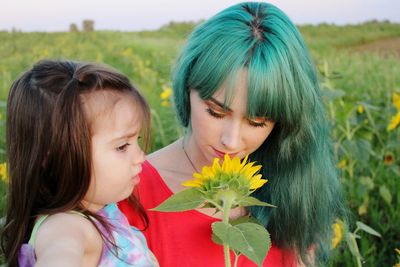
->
<box><xmin>173</xmin><ymin>2</ymin><xmax>347</xmax><ymax>265</ymax></box>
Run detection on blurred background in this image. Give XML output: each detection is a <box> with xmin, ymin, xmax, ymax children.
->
<box><xmin>0</xmin><ymin>1</ymin><xmax>399</xmax><ymax>266</ymax></box>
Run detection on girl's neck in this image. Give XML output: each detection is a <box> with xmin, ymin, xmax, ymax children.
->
<box><xmin>80</xmin><ymin>200</ymin><xmax>105</xmax><ymax>213</ymax></box>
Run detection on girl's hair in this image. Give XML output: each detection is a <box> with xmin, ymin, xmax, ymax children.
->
<box><xmin>173</xmin><ymin>2</ymin><xmax>346</xmax><ymax>265</ymax></box>
<box><xmin>1</xmin><ymin>60</ymin><xmax>151</xmax><ymax>266</ymax></box>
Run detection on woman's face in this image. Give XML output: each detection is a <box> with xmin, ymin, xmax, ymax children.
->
<box><xmin>188</xmin><ymin>70</ymin><xmax>275</xmax><ymax>167</ymax></box>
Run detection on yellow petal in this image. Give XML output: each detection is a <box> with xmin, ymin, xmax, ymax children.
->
<box><xmin>249</xmin><ymin>177</ymin><xmax>268</xmax><ymax>190</ymax></box>
<box><xmin>231</xmin><ymin>157</ymin><xmax>242</xmax><ymax>172</ymax></box>
<box><xmin>182</xmin><ymin>179</ymin><xmax>203</xmax><ymax>187</ymax></box>
<box><xmin>222</xmin><ymin>154</ymin><xmax>232</xmax><ymax>172</ymax></box>
<box><xmin>244</xmin><ymin>165</ymin><xmax>262</xmax><ymax>179</ymax></box>
<box><xmin>201</xmin><ymin>166</ymin><xmax>215</xmax><ymax>178</ymax></box>
<box><xmin>211</xmin><ymin>158</ymin><xmax>221</xmax><ymax>173</ymax></box>
<box><xmin>193</xmin><ymin>173</ymin><xmax>206</xmax><ymax>180</ymax></box>
<box><xmin>239</xmin><ymin>155</ymin><xmax>249</xmax><ymax>169</ymax></box>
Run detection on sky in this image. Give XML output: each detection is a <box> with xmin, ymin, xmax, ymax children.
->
<box><xmin>0</xmin><ymin>0</ymin><xmax>399</xmax><ymax>32</ymax></box>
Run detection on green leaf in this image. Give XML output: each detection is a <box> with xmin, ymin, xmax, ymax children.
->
<box><xmin>150</xmin><ymin>188</ymin><xmax>204</xmax><ymax>212</ymax></box>
<box><xmin>230</xmin><ymin>216</ymin><xmax>260</xmax><ymax>226</ymax></box>
<box><xmin>211</xmin><ymin>230</ymin><xmax>223</xmax><ymax>245</ymax></box>
<box><xmin>379</xmin><ymin>185</ymin><xmax>392</xmax><ymax>205</ymax></box>
<box><xmin>346</xmin><ymin>232</ymin><xmax>363</xmax><ymax>260</ymax></box>
<box><xmin>356</xmin><ymin>221</ymin><xmax>381</xmax><ymax>238</ymax></box>
<box><xmin>238</xmin><ymin>196</ymin><xmax>276</xmax><ymax>208</ymax></box>
<box><xmin>212</xmin><ymin>216</ymin><xmax>260</xmax><ymax>246</ymax></box>
<box><xmin>212</xmin><ymin>222</ymin><xmax>270</xmax><ymax>267</ymax></box>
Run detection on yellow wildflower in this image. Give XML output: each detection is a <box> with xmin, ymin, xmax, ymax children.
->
<box><xmin>396</xmin><ymin>248</ymin><xmax>400</xmax><ymax>255</ymax></box>
<box><xmin>357</xmin><ymin>105</ymin><xmax>364</xmax><ymax>114</ymax></box>
<box><xmin>337</xmin><ymin>159</ymin><xmax>347</xmax><ymax>169</ymax></box>
<box><xmin>0</xmin><ymin>162</ymin><xmax>8</xmax><ymax>183</ymax></box>
<box><xmin>160</xmin><ymin>87</ymin><xmax>173</xmax><ymax>100</ymax></box>
<box><xmin>388</xmin><ymin>93</ymin><xmax>400</xmax><ymax>131</ymax></box>
<box><xmin>331</xmin><ymin>219</ymin><xmax>343</xmax><ymax>249</ymax></box>
<box><xmin>182</xmin><ymin>154</ymin><xmax>267</xmax><ymax>191</ymax></box>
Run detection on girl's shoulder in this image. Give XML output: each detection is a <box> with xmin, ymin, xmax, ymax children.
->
<box><xmin>33</xmin><ymin>212</ymin><xmax>102</xmax><ymax>266</ymax></box>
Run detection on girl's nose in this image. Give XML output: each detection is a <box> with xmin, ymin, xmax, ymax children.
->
<box><xmin>132</xmin><ymin>144</ymin><xmax>145</xmax><ymax>165</ymax></box>
<box><xmin>220</xmin><ymin>120</ymin><xmax>242</xmax><ymax>151</ymax></box>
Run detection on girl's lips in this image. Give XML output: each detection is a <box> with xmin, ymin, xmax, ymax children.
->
<box><xmin>131</xmin><ymin>175</ymin><xmax>140</xmax><ymax>186</ymax></box>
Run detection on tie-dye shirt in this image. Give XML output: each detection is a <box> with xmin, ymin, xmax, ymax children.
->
<box><xmin>18</xmin><ymin>203</ymin><xmax>159</xmax><ymax>267</ymax></box>
<box><xmin>96</xmin><ymin>203</ymin><xmax>159</xmax><ymax>266</ymax></box>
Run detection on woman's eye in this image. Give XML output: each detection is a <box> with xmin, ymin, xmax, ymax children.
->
<box><xmin>116</xmin><ymin>143</ymin><xmax>131</xmax><ymax>152</ymax></box>
<box><xmin>206</xmin><ymin>108</ymin><xmax>225</xmax><ymax>119</ymax></box>
<box><xmin>248</xmin><ymin>120</ymin><xmax>266</xmax><ymax>127</ymax></box>
<box><xmin>248</xmin><ymin>118</ymin><xmax>272</xmax><ymax>128</ymax></box>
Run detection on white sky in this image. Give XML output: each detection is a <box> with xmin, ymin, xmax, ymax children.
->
<box><xmin>0</xmin><ymin>0</ymin><xmax>399</xmax><ymax>32</ymax></box>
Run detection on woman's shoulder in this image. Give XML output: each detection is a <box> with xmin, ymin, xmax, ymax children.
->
<box><xmin>146</xmin><ymin>139</ymin><xmax>183</xmax><ymax>170</ymax></box>
<box><xmin>145</xmin><ymin>138</ymin><xmax>195</xmax><ymax>193</ymax></box>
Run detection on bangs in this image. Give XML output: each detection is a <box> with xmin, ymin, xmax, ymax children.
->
<box><xmin>247</xmin><ymin>40</ymin><xmax>309</xmax><ymax>127</ymax></box>
<box><xmin>187</xmin><ymin>28</ymin><xmax>255</xmax><ymax>102</ymax></box>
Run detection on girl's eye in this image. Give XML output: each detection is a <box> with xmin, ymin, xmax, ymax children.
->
<box><xmin>206</xmin><ymin>108</ymin><xmax>225</xmax><ymax>119</ymax></box>
<box><xmin>116</xmin><ymin>143</ymin><xmax>131</xmax><ymax>152</ymax></box>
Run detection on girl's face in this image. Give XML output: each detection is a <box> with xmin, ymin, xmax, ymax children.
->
<box><xmin>188</xmin><ymin>70</ymin><xmax>275</xmax><ymax>167</ymax></box>
<box><xmin>82</xmin><ymin>92</ymin><xmax>144</xmax><ymax>212</ymax></box>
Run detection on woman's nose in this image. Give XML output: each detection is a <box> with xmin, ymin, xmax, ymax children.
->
<box><xmin>220</xmin><ymin>120</ymin><xmax>242</xmax><ymax>151</ymax></box>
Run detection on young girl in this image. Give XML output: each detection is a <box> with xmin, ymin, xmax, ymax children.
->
<box><xmin>1</xmin><ymin>60</ymin><xmax>159</xmax><ymax>267</ymax></box>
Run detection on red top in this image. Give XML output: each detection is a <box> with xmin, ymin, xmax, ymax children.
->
<box><xmin>119</xmin><ymin>161</ymin><xmax>296</xmax><ymax>267</ymax></box>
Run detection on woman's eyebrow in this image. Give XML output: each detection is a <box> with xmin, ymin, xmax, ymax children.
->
<box><xmin>208</xmin><ymin>97</ymin><xmax>232</xmax><ymax>112</ymax></box>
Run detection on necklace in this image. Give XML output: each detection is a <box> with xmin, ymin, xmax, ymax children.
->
<box><xmin>182</xmin><ymin>138</ymin><xmax>199</xmax><ymax>173</ymax></box>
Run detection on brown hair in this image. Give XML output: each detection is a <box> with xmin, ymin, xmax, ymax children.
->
<box><xmin>1</xmin><ymin>60</ymin><xmax>150</xmax><ymax>266</ymax></box>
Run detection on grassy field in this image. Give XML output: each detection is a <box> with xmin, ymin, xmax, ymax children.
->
<box><xmin>0</xmin><ymin>21</ymin><xmax>399</xmax><ymax>266</ymax></box>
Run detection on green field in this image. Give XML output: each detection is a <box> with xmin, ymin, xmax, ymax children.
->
<box><xmin>0</xmin><ymin>21</ymin><xmax>399</xmax><ymax>266</ymax></box>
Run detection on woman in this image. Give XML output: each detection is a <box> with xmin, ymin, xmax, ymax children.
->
<box><xmin>120</xmin><ymin>2</ymin><xmax>346</xmax><ymax>266</ymax></box>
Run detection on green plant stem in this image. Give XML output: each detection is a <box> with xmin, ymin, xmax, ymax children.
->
<box><xmin>356</xmin><ymin>256</ymin><xmax>362</xmax><ymax>267</ymax></box>
<box><xmin>222</xmin><ymin>193</ymin><xmax>235</xmax><ymax>267</ymax></box>
<box><xmin>233</xmin><ymin>254</ymin><xmax>239</xmax><ymax>267</ymax></box>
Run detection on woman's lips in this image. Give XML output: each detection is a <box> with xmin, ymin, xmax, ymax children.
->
<box><xmin>213</xmin><ymin>148</ymin><xmax>238</xmax><ymax>159</ymax></box>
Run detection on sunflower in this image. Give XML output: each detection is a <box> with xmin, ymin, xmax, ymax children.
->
<box><xmin>182</xmin><ymin>154</ymin><xmax>267</xmax><ymax>192</ymax></box>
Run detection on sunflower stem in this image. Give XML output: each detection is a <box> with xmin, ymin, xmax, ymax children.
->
<box><xmin>221</xmin><ymin>192</ymin><xmax>235</xmax><ymax>267</ymax></box>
